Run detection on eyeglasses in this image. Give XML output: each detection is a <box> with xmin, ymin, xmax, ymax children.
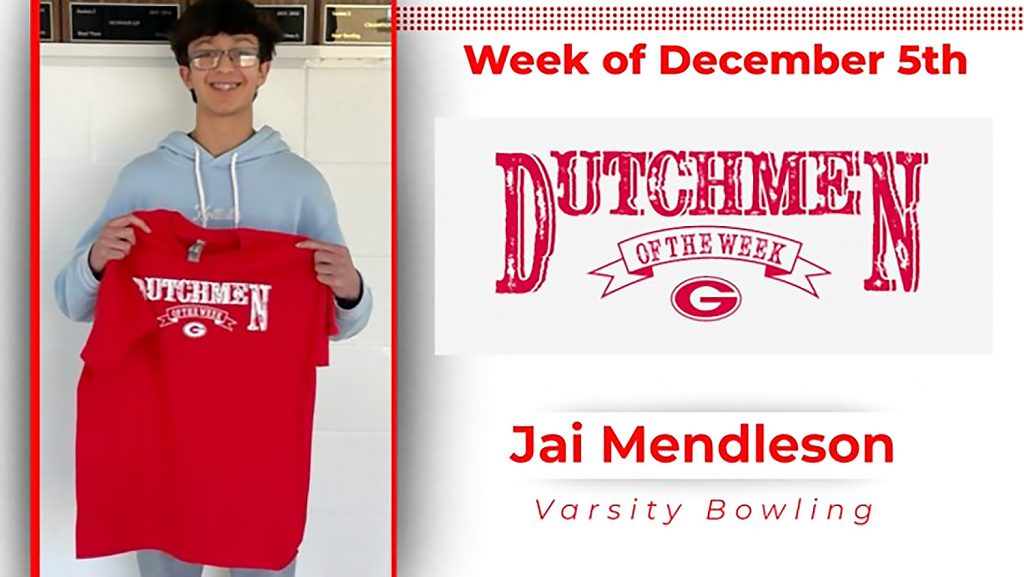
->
<box><xmin>188</xmin><ymin>48</ymin><xmax>260</xmax><ymax>70</ymax></box>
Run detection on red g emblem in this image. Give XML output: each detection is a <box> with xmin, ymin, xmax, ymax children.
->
<box><xmin>671</xmin><ymin>276</ymin><xmax>742</xmax><ymax>321</ymax></box>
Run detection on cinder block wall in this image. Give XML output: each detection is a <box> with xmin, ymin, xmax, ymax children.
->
<box><xmin>40</xmin><ymin>45</ymin><xmax>391</xmax><ymax>577</ymax></box>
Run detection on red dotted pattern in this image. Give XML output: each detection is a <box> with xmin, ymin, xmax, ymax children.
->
<box><xmin>392</xmin><ymin>6</ymin><xmax>1024</xmax><ymax>32</ymax></box>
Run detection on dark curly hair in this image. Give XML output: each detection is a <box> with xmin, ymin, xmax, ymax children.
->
<box><xmin>169</xmin><ymin>0</ymin><xmax>283</xmax><ymax>66</ymax></box>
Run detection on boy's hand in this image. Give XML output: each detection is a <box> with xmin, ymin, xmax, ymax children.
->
<box><xmin>88</xmin><ymin>214</ymin><xmax>152</xmax><ymax>276</ymax></box>
<box><xmin>295</xmin><ymin>240</ymin><xmax>362</xmax><ymax>302</ymax></box>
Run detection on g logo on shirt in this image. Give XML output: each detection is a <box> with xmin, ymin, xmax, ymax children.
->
<box><xmin>183</xmin><ymin>322</ymin><xmax>208</xmax><ymax>338</ymax></box>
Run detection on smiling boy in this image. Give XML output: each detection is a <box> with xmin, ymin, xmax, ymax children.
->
<box><xmin>52</xmin><ymin>1</ymin><xmax>373</xmax><ymax>575</ymax></box>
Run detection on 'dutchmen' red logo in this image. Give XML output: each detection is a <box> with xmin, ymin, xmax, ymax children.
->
<box><xmin>671</xmin><ymin>277</ymin><xmax>742</xmax><ymax>322</ymax></box>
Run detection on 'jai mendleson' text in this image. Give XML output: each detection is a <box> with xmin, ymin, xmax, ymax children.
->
<box><xmin>511</xmin><ymin>423</ymin><xmax>894</xmax><ymax>464</ymax></box>
<box><xmin>495</xmin><ymin>150</ymin><xmax>925</xmax><ymax>294</ymax></box>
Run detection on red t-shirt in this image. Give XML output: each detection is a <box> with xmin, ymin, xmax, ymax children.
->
<box><xmin>76</xmin><ymin>209</ymin><xmax>338</xmax><ymax>570</ymax></box>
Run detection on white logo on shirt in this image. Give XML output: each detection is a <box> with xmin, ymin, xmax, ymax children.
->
<box><xmin>132</xmin><ymin>277</ymin><xmax>271</xmax><ymax>332</ymax></box>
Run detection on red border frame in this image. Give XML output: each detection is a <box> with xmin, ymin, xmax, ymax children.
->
<box><xmin>29</xmin><ymin>1</ymin><xmax>399</xmax><ymax>574</ymax></box>
<box><xmin>390</xmin><ymin>0</ymin><xmax>399</xmax><ymax>573</ymax></box>
<box><xmin>31</xmin><ymin>0</ymin><xmax>41</xmax><ymax>576</ymax></box>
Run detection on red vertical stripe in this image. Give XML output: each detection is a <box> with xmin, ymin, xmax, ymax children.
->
<box><xmin>389</xmin><ymin>2</ymin><xmax>399</xmax><ymax>576</ymax></box>
<box><xmin>30</xmin><ymin>1</ymin><xmax>41</xmax><ymax>577</ymax></box>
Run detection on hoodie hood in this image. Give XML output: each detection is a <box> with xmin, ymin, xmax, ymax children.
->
<box><xmin>156</xmin><ymin>126</ymin><xmax>290</xmax><ymax>228</ymax></box>
<box><xmin>158</xmin><ymin>125</ymin><xmax>290</xmax><ymax>167</ymax></box>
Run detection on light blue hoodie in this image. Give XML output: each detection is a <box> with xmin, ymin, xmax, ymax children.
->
<box><xmin>54</xmin><ymin>126</ymin><xmax>372</xmax><ymax>340</ymax></box>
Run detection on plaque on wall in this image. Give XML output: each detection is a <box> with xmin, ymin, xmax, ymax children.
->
<box><xmin>64</xmin><ymin>1</ymin><xmax>186</xmax><ymax>43</ymax></box>
<box><xmin>41</xmin><ymin>1</ymin><xmax>58</xmax><ymax>42</ymax></box>
<box><xmin>319</xmin><ymin>3</ymin><xmax>391</xmax><ymax>45</ymax></box>
<box><xmin>255</xmin><ymin>1</ymin><xmax>314</xmax><ymax>45</ymax></box>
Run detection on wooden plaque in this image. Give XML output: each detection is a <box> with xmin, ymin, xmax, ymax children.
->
<box><xmin>255</xmin><ymin>1</ymin><xmax>315</xmax><ymax>45</ymax></box>
<box><xmin>318</xmin><ymin>2</ymin><xmax>391</xmax><ymax>45</ymax></box>
<box><xmin>41</xmin><ymin>1</ymin><xmax>59</xmax><ymax>42</ymax></box>
<box><xmin>63</xmin><ymin>0</ymin><xmax>187</xmax><ymax>43</ymax></box>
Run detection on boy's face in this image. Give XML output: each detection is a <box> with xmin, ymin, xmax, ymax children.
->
<box><xmin>179</xmin><ymin>33</ymin><xmax>270</xmax><ymax>117</ymax></box>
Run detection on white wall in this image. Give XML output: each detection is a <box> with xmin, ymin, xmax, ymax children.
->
<box><xmin>40</xmin><ymin>44</ymin><xmax>391</xmax><ymax>577</ymax></box>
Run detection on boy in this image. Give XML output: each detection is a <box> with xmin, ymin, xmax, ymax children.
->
<box><xmin>53</xmin><ymin>1</ymin><xmax>373</xmax><ymax>575</ymax></box>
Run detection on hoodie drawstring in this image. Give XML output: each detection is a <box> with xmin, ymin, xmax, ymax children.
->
<box><xmin>193</xmin><ymin>146</ymin><xmax>208</xmax><ymax>227</ymax></box>
<box><xmin>193</xmin><ymin>145</ymin><xmax>241</xmax><ymax>228</ymax></box>
<box><xmin>230</xmin><ymin>153</ymin><xmax>240</xmax><ymax>228</ymax></box>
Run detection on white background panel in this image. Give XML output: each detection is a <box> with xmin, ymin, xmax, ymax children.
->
<box><xmin>396</xmin><ymin>2</ymin><xmax>1022</xmax><ymax>576</ymax></box>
